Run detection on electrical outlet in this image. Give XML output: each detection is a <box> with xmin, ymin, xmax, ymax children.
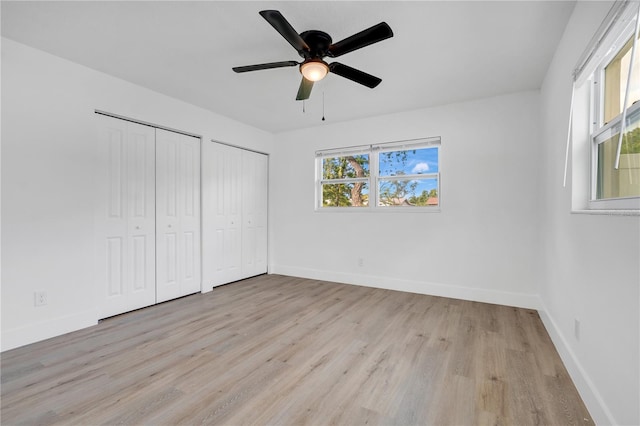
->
<box><xmin>34</xmin><ymin>291</ymin><xmax>47</xmax><ymax>307</ymax></box>
<box><xmin>574</xmin><ymin>318</ymin><xmax>580</xmax><ymax>341</ymax></box>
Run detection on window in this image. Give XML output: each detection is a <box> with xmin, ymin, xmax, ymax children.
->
<box><xmin>320</xmin><ymin>152</ymin><xmax>370</xmax><ymax>207</ymax></box>
<box><xmin>592</xmin><ymin>28</ymin><xmax>640</xmax><ymax>206</ymax></box>
<box><xmin>570</xmin><ymin>2</ymin><xmax>640</xmax><ymax>211</ymax></box>
<box><xmin>316</xmin><ymin>138</ymin><xmax>440</xmax><ymax>210</ymax></box>
<box><xmin>377</xmin><ymin>146</ymin><xmax>439</xmax><ymax>207</ymax></box>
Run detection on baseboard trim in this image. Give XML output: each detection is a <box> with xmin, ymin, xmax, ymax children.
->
<box><xmin>537</xmin><ymin>303</ymin><xmax>616</xmax><ymax>426</ymax></box>
<box><xmin>1</xmin><ymin>310</ymin><xmax>98</xmax><ymax>352</ymax></box>
<box><xmin>270</xmin><ymin>265</ymin><xmax>541</xmax><ymax>309</ymax></box>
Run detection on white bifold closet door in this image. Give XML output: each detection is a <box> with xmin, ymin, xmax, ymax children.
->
<box><xmin>155</xmin><ymin>129</ymin><xmax>201</xmax><ymax>303</ymax></box>
<box><xmin>96</xmin><ymin>115</ymin><xmax>201</xmax><ymax>318</ymax></box>
<box><xmin>96</xmin><ymin>116</ymin><xmax>157</xmax><ymax>318</ymax></box>
<box><xmin>204</xmin><ymin>142</ymin><xmax>268</xmax><ymax>288</ymax></box>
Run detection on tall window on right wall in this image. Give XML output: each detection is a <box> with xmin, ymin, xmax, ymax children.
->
<box><xmin>593</xmin><ymin>27</ymin><xmax>640</xmax><ymax>203</ymax></box>
<box><xmin>572</xmin><ymin>1</ymin><xmax>640</xmax><ymax>211</ymax></box>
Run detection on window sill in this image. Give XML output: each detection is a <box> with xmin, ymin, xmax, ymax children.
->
<box><xmin>315</xmin><ymin>207</ymin><xmax>441</xmax><ymax>213</ymax></box>
<box><xmin>571</xmin><ymin>209</ymin><xmax>639</xmax><ymax>216</ymax></box>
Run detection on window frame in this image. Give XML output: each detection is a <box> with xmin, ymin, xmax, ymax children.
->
<box><xmin>315</xmin><ymin>137</ymin><xmax>441</xmax><ymax>212</ymax></box>
<box><xmin>587</xmin><ymin>5</ymin><xmax>640</xmax><ymax>211</ymax></box>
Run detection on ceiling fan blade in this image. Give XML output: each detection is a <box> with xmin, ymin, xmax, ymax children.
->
<box><xmin>329</xmin><ymin>62</ymin><xmax>382</xmax><ymax>88</ymax></box>
<box><xmin>259</xmin><ymin>10</ymin><xmax>310</xmax><ymax>55</ymax></box>
<box><xmin>233</xmin><ymin>61</ymin><xmax>299</xmax><ymax>73</ymax></box>
<box><xmin>327</xmin><ymin>22</ymin><xmax>393</xmax><ymax>58</ymax></box>
<box><xmin>296</xmin><ymin>77</ymin><xmax>314</xmax><ymax>100</ymax></box>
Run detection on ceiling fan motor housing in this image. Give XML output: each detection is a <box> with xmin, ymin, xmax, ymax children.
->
<box><xmin>299</xmin><ymin>30</ymin><xmax>333</xmax><ymax>59</ymax></box>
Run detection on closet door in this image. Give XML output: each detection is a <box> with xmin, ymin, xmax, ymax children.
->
<box><xmin>204</xmin><ymin>142</ymin><xmax>243</xmax><ymax>287</ymax></box>
<box><xmin>96</xmin><ymin>116</ymin><xmax>156</xmax><ymax>318</ymax></box>
<box><xmin>241</xmin><ymin>150</ymin><xmax>268</xmax><ymax>277</ymax></box>
<box><xmin>155</xmin><ymin>129</ymin><xmax>201</xmax><ymax>303</ymax></box>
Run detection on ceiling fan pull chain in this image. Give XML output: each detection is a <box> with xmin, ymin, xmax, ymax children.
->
<box><xmin>322</xmin><ymin>92</ymin><xmax>326</xmax><ymax>121</ymax></box>
<box><xmin>302</xmin><ymin>100</ymin><xmax>306</xmax><ymax>113</ymax></box>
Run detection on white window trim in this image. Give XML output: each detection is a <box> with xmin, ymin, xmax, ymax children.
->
<box><xmin>315</xmin><ymin>137</ymin><xmax>441</xmax><ymax>212</ymax></box>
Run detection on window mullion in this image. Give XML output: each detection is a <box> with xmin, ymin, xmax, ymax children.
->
<box><xmin>371</xmin><ymin>148</ymin><xmax>379</xmax><ymax>208</ymax></box>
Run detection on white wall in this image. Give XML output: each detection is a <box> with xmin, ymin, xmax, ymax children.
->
<box><xmin>270</xmin><ymin>90</ymin><xmax>542</xmax><ymax>309</ymax></box>
<box><xmin>539</xmin><ymin>2</ymin><xmax>640</xmax><ymax>425</ymax></box>
<box><xmin>1</xmin><ymin>38</ymin><xmax>274</xmax><ymax>351</ymax></box>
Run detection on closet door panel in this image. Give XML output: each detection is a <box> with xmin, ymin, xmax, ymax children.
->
<box><xmin>227</xmin><ymin>147</ymin><xmax>242</xmax><ymax>281</ymax></box>
<box><xmin>241</xmin><ymin>150</ymin><xmax>256</xmax><ymax>275</ymax></box>
<box><xmin>96</xmin><ymin>116</ymin><xmax>156</xmax><ymax>318</ymax></box>
<box><xmin>179</xmin><ymin>135</ymin><xmax>201</xmax><ymax>295</ymax></box>
<box><xmin>156</xmin><ymin>133</ymin><xmax>180</xmax><ymax>301</ymax></box>
<box><xmin>127</xmin><ymin>125</ymin><xmax>157</xmax><ymax>301</ymax></box>
<box><xmin>241</xmin><ymin>150</ymin><xmax>268</xmax><ymax>278</ymax></box>
<box><xmin>206</xmin><ymin>142</ymin><xmax>242</xmax><ymax>287</ymax></box>
<box><xmin>156</xmin><ymin>129</ymin><xmax>201</xmax><ymax>303</ymax></box>
<box><xmin>254</xmin><ymin>152</ymin><xmax>269</xmax><ymax>274</ymax></box>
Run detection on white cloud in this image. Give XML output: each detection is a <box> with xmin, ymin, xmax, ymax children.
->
<box><xmin>412</xmin><ymin>162</ymin><xmax>430</xmax><ymax>174</ymax></box>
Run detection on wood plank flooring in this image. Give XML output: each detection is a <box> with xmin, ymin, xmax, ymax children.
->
<box><xmin>1</xmin><ymin>274</ymin><xmax>593</xmax><ymax>425</ymax></box>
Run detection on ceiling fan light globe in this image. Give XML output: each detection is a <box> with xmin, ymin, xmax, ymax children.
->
<box><xmin>300</xmin><ymin>61</ymin><xmax>329</xmax><ymax>82</ymax></box>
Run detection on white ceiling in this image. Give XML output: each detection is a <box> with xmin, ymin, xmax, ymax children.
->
<box><xmin>1</xmin><ymin>1</ymin><xmax>576</xmax><ymax>133</ymax></box>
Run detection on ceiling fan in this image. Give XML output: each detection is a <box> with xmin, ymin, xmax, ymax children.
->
<box><xmin>232</xmin><ymin>10</ymin><xmax>393</xmax><ymax>101</ymax></box>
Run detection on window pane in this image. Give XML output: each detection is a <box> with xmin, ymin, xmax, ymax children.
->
<box><xmin>378</xmin><ymin>147</ymin><xmax>439</xmax><ymax>176</ymax></box>
<box><xmin>596</xmin><ymin>110</ymin><xmax>640</xmax><ymax>199</ymax></box>
<box><xmin>378</xmin><ymin>178</ymin><xmax>438</xmax><ymax>207</ymax></box>
<box><xmin>321</xmin><ymin>182</ymin><xmax>369</xmax><ymax>207</ymax></box>
<box><xmin>322</xmin><ymin>155</ymin><xmax>369</xmax><ymax>179</ymax></box>
<box><xmin>603</xmin><ymin>33</ymin><xmax>640</xmax><ymax>123</ymax></box>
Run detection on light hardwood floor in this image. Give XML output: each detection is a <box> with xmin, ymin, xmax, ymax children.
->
<box><xmin>1</xmin><ymin>274</ymin><xmax>592</xmax><ymax>425</ymax></box>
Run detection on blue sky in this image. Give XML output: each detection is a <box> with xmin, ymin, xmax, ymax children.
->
<box><xmin>378</xmin><ymin>147</ymin><xmax>439</xmax><ymax>176</ymax></box>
